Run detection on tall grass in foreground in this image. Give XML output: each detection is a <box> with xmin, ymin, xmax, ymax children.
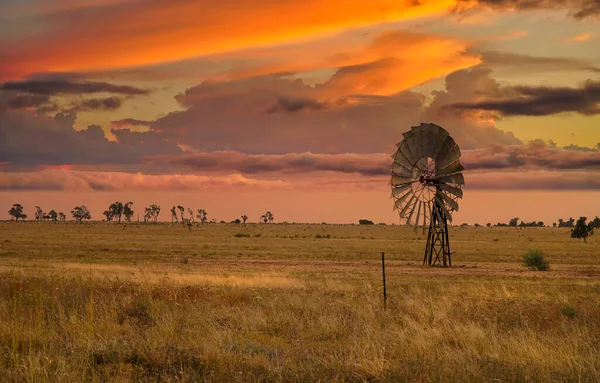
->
<box><xmin>1</xmin><ymin>271</ymin><xmax>599</xmax><ymax>382</ymax></box>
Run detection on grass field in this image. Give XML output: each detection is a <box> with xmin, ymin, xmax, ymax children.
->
<box><xmin>1</xmin><ymin>221</ymin><xmax>599</xmax><ymax>381</ymax></box>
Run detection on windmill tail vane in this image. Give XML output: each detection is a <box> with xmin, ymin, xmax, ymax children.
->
<box><xmin>390</xmin><ymin>123</ymin><xmax>465</xmax><ymax>267</ymax></box>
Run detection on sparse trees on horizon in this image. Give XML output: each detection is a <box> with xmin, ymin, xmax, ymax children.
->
<box><xmin>48</xmin><ymin>210</ymin><xmax>58</xmax><ymax>222</ymax></box>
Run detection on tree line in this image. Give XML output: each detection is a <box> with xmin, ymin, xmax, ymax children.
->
<box><xmin>7</xmin><ymin>203</ymin><xmax>275</xmax><ymax>226</ymax></box>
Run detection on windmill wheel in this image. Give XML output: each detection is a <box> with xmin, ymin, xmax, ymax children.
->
<box><xmin>390</xmin><ymin>123</ymin><xmax>465</xmax><ymax>231</ymax></box>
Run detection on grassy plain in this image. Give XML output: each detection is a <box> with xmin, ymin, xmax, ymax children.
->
<box><xmin>0</xmin><ymin>221</ymin><xmax>599</xmax><ymax>381</ymax></box>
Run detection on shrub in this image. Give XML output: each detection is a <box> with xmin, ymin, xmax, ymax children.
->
<box><xmin>561</xmin><ymin>305</ymin><xmax>576</xmax><ymax>319</ymax></box>
<box><xmin>358</xmin><ymin>219</ymin><xmax>374</xmax><ymax>225</ymax></box>
<box><xmin>522</xmin><ymin>249</ymin><xmax>550</xmax><ymax>271</ymax></box>
<box><xmin>234</xmin><ymin>233</ymin><xmax>250</xmax><ymax>238</ymax></box>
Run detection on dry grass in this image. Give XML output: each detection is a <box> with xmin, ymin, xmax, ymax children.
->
<box><xmin>0</xmin><ymin>222</ymin><xmax>599</xmax><ymax>381</ymax></box>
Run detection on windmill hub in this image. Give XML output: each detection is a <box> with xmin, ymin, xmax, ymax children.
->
<box><xmin>390</xmin><ymin>123</ymin><xmax>465</xmax><ymax>267</ymax></box>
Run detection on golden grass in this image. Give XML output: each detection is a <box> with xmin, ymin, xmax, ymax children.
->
<box><xmin>0</xmin><ymin>222</ymin><xmax>599</xmax><ymax>381</ymax></box>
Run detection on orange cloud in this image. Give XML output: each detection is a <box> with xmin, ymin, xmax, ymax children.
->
<box><xmin>559</xmin><ymin>32</ymin><xmax>593</xmax><ymax>42</ymax></box>
<box><xmin>215</xmin><ymin>30</ymin><xmax>480</xmax><ymax>98</ymax></box>
<box><xmin>1</xmin><ymin>0</ymin><xmax>457</xmax><ymax>79</ymax></box>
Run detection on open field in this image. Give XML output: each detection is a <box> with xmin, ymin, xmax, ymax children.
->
<box><xmin>1</xmin><ymin>222</ymin><xmax>599</xmax><ymax>381</ymax></box>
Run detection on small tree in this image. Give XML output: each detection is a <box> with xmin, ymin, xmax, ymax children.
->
<box><xmin>589</xmin><ymin>216</ymin><xmax>600</xmax><ymax>229</ymax></box>
<box><xmin>71</xmin><ymin>205</ymin><xmax>91</xmax><ymax>223</ymax></box>
<box><xmin>35</xmin><ymin>206</ymin><xmax>44</xmax><ymax>221</ymax></box>
<box><xmin>103</xmin><ymin>210</ymin><xmax>114</xmax><ymax>222</ymax></box>
<box><xmin>197</xmin><ymin>209</ymin><xmax>208</xmax><ymax>224</ymax></box>
<box><xmin>261</xmin><ymin>211</ymin><xmax>274</xmax><ymax>223</ymax></box>
<box><xmin>187</xmin><ymin>208</ymin><xmax>195</xmax><ymax>223</ymax></box>
<box><xmin>171</xmin><ymin>206</ymin><xmax>178</xmax><ymax>225</ymax></box>
<box><xmin>143</xmin><ymin>207</ymin><xmax>152</xmax><ymax>223</ymax></box>
<box><xmin>241</xmin><ymin>215</ymin><xmax>248</xmax><ymax>224</ymax></box>
<box><xmin>177</xmin><ymin>206</ymin><xmax>185</xmax><ymax>224</ymax></box>
<box><xmin>123</xmin><ymin>202</ymin><xmax>134</xmax><ymax>222</ymax></box>
<box><xmin>8</xmin><ymin>204</ymin><xmax>26</xmax><ymax>221</ymax></box>
<box><xmin>509</xmin><ymin>217</ymin><xmax>519</xmax><ymax>227</ymax></box>
<box><xmin>571</xmin><ymin>216</ymin><xmax>594</xmax><ymax>243</ymax></box>
<box><xmin>58</xmin><ymin>212</ymin><xmax>66</xmax><ymax>222</ymax></box>
<box><xmin>146</xmin><ymin>204</ymin><xmax>160</xmax><ymax>223</ymax></box>
<box><xmin>110</xmin><ymin>202</ymin><xmax>124</xmax><ymax>223</ymax></box>
<box><xmin>48</xmin><ymin>210</ymin><xmax>58</xmax><ymax>222</ymax></box>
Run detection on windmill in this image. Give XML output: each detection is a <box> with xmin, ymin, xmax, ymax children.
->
<box><xmin>390</xmin><ymin>123</ymin><xmax>465</xmax><ymax>267</ymax></box>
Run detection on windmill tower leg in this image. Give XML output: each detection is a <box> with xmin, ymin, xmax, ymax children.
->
<box><xmin>424</xmin><ymin>204</ymin><xmax>451</xmax><ymax>267</ymax></box>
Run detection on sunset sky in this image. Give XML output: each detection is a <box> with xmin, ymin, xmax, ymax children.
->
<box><xmin>1</xmin><ymin>0</ymin><xmax>599</xmax><ymax>224</ymax></box>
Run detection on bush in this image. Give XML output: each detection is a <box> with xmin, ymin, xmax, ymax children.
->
<box><xmin>234</xmin><ymin>233</ymin><xmax>250</xmax><ymax>238</ymax></box>
<box><xmin>522</xmin><ymin>249</ymin><xmax>550</xmax><ymax>271</ymax></box>
<box><xmin>358</xmin><ymin>219</ymin><xmax>374</xmax><ymax>225</ymax></box>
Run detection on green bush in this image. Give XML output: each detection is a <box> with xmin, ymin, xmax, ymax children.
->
<box><xmin>522</xmin><ymin>249</ymin><xmax>550</xmax><ymax>271</ymax></box>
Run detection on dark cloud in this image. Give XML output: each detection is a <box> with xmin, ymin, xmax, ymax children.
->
<box><xmin>147</xmin><ymin>139</ymin><xmax>600</xmax><ymax>179</ymax></box>
<box><xmin>146</xmin><ymin>152</ymin><xmax>390</xmax><ymax>176</ymax></box>
<box><xmin>462</xmin><ymin>140</ymin><xmax>600</xmax><ymax>170</ymax></box>
<box><xmin>0</xmin><ymin>79</ymin><xmax>149</xmax><ymax>95</ymax></box>
<box><xmin>0</xmin><ymin>104</ymin><xmax>181</xmax><ymax>167</ymax></box>
<box><xmin>111</xmin><ymin>118</ymin><xmax>152</xmax><ymax>129</ymax></box>
<box><xmin>266</xmin><ymin>98</ymin><xmax>326</xmax><ymax>114</ymax></box>
<box><xmin>478</xmin><ymin>51</ymin><xmax>600</xmax><ymax>74</ymax></box>
<box><xmin>454</xmin><ymin>0</ymin><xmax>600</xmax><ymax>19</ymax></box>
<box><xmin>451</xmin><ymin>80</ymin><xmax>600</xmax><ymax>116</ymax></box>
<box><xmin>71</xmin><ymin>96</ymin><xmax>122</xmax><ymax>112</ymax></box>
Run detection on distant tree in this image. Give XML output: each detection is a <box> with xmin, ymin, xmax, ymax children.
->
<box><xmin>486</xmin><ymin>223</ymin><xmax>491</xmax><ymax>227</ymax></box>
<box><xmin>231</xmin><ymin>218</ymin><xmax>241</xmax><ymax>224</ymax></box>
<box><xmin>177</xmin><ymin>206</ymin><xmax>185</xmax><ymax>224</ymax></box>
<box><xmin>553</xmin><ymin>222</ymin><xmax>557</xmax><ymax>228</ymax></box>
<box><xmin>571</xmin><ymin>217</ymin><xmax>594</xmax><ymax>243</ymax></box>
<box><xmin>474</xmin><ymin>223</ymin><xmax>481</xmax><ymax>227</ymax></box>
<box><xmin>143</xmin><ymin>207</ymin><xmax>152</xmax><ymax>223</ymax></box>
<box><xmin>8</xmin><ymin>204</ymin><xmax>26</xmax><ymax>221</ymax></box>
<box><xmin>241</xmin><ymin>215</ymin><xmax>248</xmax><ymax>224</ymax></box>
<box><xmin>110</xmin><ymin>202</ymin><xmax>124</xmax><ymax>223</ymax></box>
<box><xmin>558</xmin><ymin>218</ymin><xmax>575</xmax><ymax>228</ymax></box>
<box><xmin>123</xmin><ymin>202</ymin><xmax>134</xmax><ymax>222</ymax></box>
<box><xmin>171</xmin><ymin>206</ymin><xmax>178</xmax><ymax>225</ymax></box>
<box><xmin>261</xmin><ymin>211</ymin><xmax>274</xmax><ymax>223</ymax></box>
<box><xmin>34</xmin><ymin>206</ymin><xmax>45</xmax><ymax>221</ymax></box>
<box><xmin>358</xmin><ymin>219</ymin><xmax>374</xmax><ymax>225</ymax></box>
<box><xmin>58</xmin><ymin>212</ymin><xmax>66</xmax><ymax>222</ymax></box>
<box><xmin>145</xmin><ymin>204</ymin><xmax>161</xmax><ymax>223</ymax></box>
<box><xmin>187</xmin><ymin>208</ymin><xmax>195</xmax><ymax>223</ymax></box>
<box><xmin>71</xmin><ymin>205</ymin><xmax>91</xmax><ymax>223</ymax></box>
<box><xmin>509</xmin><ymin>217</ymin><xmax>519</xmax><ymax>227</ymax></box>
<box><xmin>196</xmin><ymin>209</ymin><xmax>208</xmax><ymax>224</ymax></box>
<box><xmin>103</xmin><ymin>209</ymin><xmax>114</xmax><ymax>222</ymax></box>
<box><xmin>589</xmin><ymin>216</ymin><xmax>600</xmax><ymax>229</ymax></box>
<box><xmin>48</xmin><ymin>210</ymin><xmax>58</xmax><ymax>222</ymax></box>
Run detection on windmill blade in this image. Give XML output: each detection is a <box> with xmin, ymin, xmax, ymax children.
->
<box><xmin>415</xmin><ymin>156</ymin><xmax>428</xmax><ymax>172</ymax></box>
<box><xmin>413</xmin><ymin>201</ymin><xmax>422</xmax><ymax>231</ymax></box>
<box><xmin>391</xmin><ymin>183</ymin><xmax>412</xmax><ymax>197</ymax></box>
<box><xmin>431</xmin><ymin>126</ymin><xmax>449</xmax><ymax>160</ymax></box>
<box><xmin>406</xmin><ymin>197</ymin><xmax>419</xmax><ymax>225</ymax></box>
<box><xmin>391</xmin><ymin>148</ymin><xmax>413</xmax><ymax>170</ymax></box>
<box><xmin>399</xmin><ymin>141</ymin><xmax>416</xmax><ymax>168</ymax></box>
<box><xmin>435</xmin><ymin>172</ymin><xmax>465</xmax><ymax>185</ymax></box>
<box><xmin>407</xmin><ymin>133</ymin><xmax>423</xmax><ymax>165</ymax></box>
<box><xmin>393</xmin><ymin>189</ymin><xmax>413</xmax><ymax>209</ymax></box>
<box><xmin>399</xmin><ymin>194</ymin><xmax>417</xmax><ymax>218</ymax></box>
<box><xmin>436</xmin><ymin>137</ymin><xmax>461</xmax><ymax>170</ymax></box>
<box><xmin>438</xmin><ymin>189</ymin><xmax>459</xmax><ymax>212</ymax></box>
<box><xmin>390</xmin><ymin>173</ymin><xmax>414</xmax><ymax>185</ymax></box>
<box><xmin>438</xmin><ymin>183</ymin><xmax>463</xmax><ymax>199</ymax></box>
<box><xmin>391</xmin><ymin>161</ymin><xmax>412</xmax><ymax>176</ymax></box>
<box><xmin>436</xmin><ymin>159</ymin><xmax>465</xmax><ymax>176</ymax></box>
